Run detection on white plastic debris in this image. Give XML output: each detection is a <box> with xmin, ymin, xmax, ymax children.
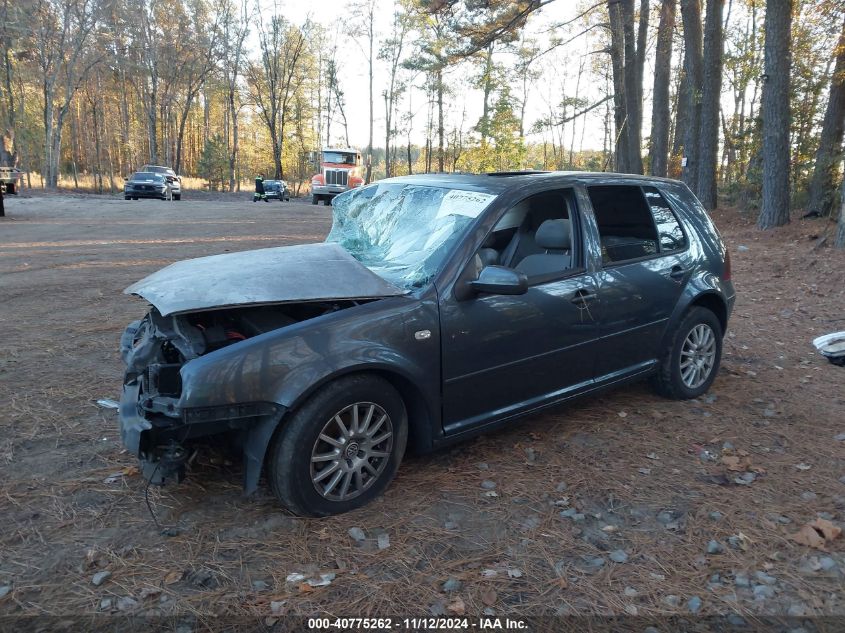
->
<box><xmin>96</xmin><ymin>399</ymin><xmax>120</xmax><ymax>409</ymax></box>
<box><xmin>812</xmin><ymin>332</ymin><xmax>845</xmax><ymax>366</ymax></box>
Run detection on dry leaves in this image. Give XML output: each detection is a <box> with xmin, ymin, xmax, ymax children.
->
<box><xmin>480</xmin><ymin>587</ymin><xmax>497</xmax><ymax>606</ymax></box>
<box><xmin>163</xmin><ymin>570</ymin><xmax>182</xmax><ymax>585</ymax></box>
<box><xmin>447</xmin><ymin>596</ymin><xmax>466</xmax><ymax>615</ymax></box>
<box><xmin>791</xmin><ymin>518</ymin><xmax>842</xmax><ymax>551</ymax></box>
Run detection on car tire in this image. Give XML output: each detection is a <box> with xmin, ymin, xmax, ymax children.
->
<box><xmin>173</xmin><ymin>194</ymin><xmax>181</xmax><ymax>201</ymax></box>
<box><xmin>311</xmin><ymin>195</ymin><xmax>319</xmax><ymax>205</ymax></box>
<box><xmin>124</xmin><ymin>196</ymin><xmax>131</xmax><ymax>200</ymax></box>
<box><xmin>266</xmin><ymin>374</ymin><xmax>408</xmax><ymax>517</ymax></box>
<box><xmin>652</xmin><ymin>306</ymin><xmax>723</xmax><ymax>400</ymax></box>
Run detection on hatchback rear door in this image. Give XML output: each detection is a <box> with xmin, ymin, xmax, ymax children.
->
<box><xmin>582</xmin><ymin>184</ymin><xmax>692</xmax><ymax>379</ymax></box>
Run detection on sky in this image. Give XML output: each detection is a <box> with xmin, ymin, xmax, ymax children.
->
<box><xmin>259</xmin><ymin>0</ymin><xmax>613</xmax><ymax>152</ymax></box>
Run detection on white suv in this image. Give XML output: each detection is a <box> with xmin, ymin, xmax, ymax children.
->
<box><xmin>141</xmin><ymin>165</ymin><xmax>182</xmax><ymax>200</ymax></box>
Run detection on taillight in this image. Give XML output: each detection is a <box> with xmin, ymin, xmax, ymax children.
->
<box><xmin>723</xmin><ymin>249</ymin><xmax>732</xmax><ymax>281</ymax></box>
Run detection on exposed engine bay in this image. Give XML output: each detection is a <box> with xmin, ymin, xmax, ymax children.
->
<box><xmin>119</xmin><ymin>300</ymin><xmax>367</xmax><ymax>487</ymax></box>
<box><xmin>122</xmin><ymin>300</ymin><xmax>365</xmax><ymax>418</ymax></box>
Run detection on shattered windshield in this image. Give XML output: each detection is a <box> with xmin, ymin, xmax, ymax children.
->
<box><xmin>326</xmin><ymin>183</ymin><xmax>497</xmax><ymax>289</ymax></box>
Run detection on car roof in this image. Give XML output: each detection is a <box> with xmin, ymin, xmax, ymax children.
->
<box><xmin>382</xmin><ymin>171</ymin><xmax>687</xmax><ymax>195</ymax></box>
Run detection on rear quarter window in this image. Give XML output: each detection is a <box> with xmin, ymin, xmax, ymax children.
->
<box><xmin>643</xmin><ymin>186</ymin><xmax>687</xmax><ymax>252</ymax></box>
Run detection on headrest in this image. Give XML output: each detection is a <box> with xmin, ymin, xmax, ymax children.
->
<box><xmin>535</xmin><ymin>219</ymin><xmax>571</xmax><ymax>250</ymax></box>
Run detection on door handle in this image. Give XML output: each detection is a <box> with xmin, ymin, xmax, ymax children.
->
<box><xmin>669</xmin><ymin>265</ymin><xmax>687</xmax><ymax>281</ymax></box>
<box><xmin>571</xmin><ymin>288</ymin><xmax>597</xmax><ymax>304</ymax></box>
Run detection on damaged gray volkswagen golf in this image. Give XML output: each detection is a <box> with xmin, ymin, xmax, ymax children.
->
<box><xmin>119</xmin><ymin>172</ymin><xmax>735</xmax><ymax>516</ymax></box>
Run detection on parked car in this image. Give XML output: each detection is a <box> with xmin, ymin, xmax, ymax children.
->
<box><xmin>140</xmin><ymin>164</ymin><xmax>181</xmax><ymax>200</ymax></box>
<box><xmin>118</xmin><ymin>172</ymin><xmax>735</xmax><ymax>516</ymax></box>
<box><xmin>124</xmin><ymin>172</ymin><xmax>173</xmax><ymax>200</ymax></box>
<box><xmin>263</xmin><ymin>179</ymin><xmax>290</xmax><ymax>201</ymax></box>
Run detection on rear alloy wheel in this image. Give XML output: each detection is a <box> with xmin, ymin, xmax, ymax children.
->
<box><xmin>266</xmin><ymin>374</ymin><xmax>407</xmax><ymax>516</ymax></box>
<box><xmin>652</xmin><ymin>306</ymin><xmax>723</xmax><ymax>399</ymax></box>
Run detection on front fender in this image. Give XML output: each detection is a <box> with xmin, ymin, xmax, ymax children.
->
<box><xmin>178</xmin><ymin>296</ymin><xmax>437</xmax><ymax>409</ymax></box>
<box><xmin>177</xmin><ymin>296</ymin><xmax>439</xmax><ymax>493</ymax></box>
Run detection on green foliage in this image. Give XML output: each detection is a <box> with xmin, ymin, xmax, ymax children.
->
<box><xmin>198</xmin><ymin>134</ymin><xmax>229</xmax><ymax>191</ymax></box>
<box><xmin>457</xmin><ymin>85</ymin><xmax>525</xmax><ymax>172</ymax></box>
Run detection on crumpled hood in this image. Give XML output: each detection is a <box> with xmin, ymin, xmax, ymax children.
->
<box><xmin>124</xmin><ymin>242</ymin><xmax>406</xmax><ymax>316</ymax></box>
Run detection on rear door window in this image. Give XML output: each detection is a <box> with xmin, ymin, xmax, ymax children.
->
<box><xmin>587</xmin><ymin>185</ymin><xmax>658</xmax><ymax>263</ymax></box>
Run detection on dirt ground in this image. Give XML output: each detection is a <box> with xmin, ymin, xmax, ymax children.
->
<box><xmin>0</xmin><ymin>191</ymin><xmax>844</xmax><ymax>627</ymax></box>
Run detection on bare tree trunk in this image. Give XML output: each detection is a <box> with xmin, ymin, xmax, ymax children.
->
<box><xmin>1</xmin><ymin>21</ymin><xmax>17</xmax><ymax>169</ymax></box>
<box><xmin>437</xmin><ymin>68</ymin><xmax>445</xmax><ymax>172</ymax></box>
<box><xmin>608</xmin><ymin>0</ymin><xmax>628</xmax><ymax>172</ymax></box>
<box><xmin>758</xmin><ymin>0</ymin><xmax>792</xmax><ymax>229</ymax></box>
<box><xmin>384</xmin><ymin>93</ymin><xmax>391</xmax><ymax>178</ymax></box>
<box><xmin>622</xmin><ymin>0</ymin><xmax>644</xmax><ymax>174</ymax></box>
<box><xmin>697</xmin><ymin>0</ymin><xmax>725</xmax><ymax>209</ymax></box>
<box><xmin>672</xmin><ymin>55</ymin><xmax>689</xmax><ymax>161</ymax></box>
<box><xmin>680</xmin><ymin>0</ymin><xmax>704</xmax><ymax>191</ymax></box>
<box><xmin>835</xmin><ymin>178</ymin><xmax>845</xmax><ymax>248</ymax></box>
<box><xmin>650</xmin><ymin>0</ymin><xmax>676</xmax><ymax>177</ymax></box>
<box><xmin>480</xmin><ymin>43</ymin><xmax>494</xmax><ymax>143</ymax></box>
<box><xmin>807</xmin><ymin>15</ymin><xmax>845</xmax><ymax>218</ymax></box>
<box><xmin>366</xmin><ymin>28</ymin><xmax>373</xmax><ymax>183</ymax></box>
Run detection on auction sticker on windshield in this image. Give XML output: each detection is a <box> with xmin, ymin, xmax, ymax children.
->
<box><xmin>436</xmin><ymin>190</ymin><xmax>497</xmax><ymax>219</ymax></box>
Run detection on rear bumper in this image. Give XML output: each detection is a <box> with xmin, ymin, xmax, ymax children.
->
<box><xmin>724</xmin><ymin>282</ymin><xmax>736</xmax><ymax>321</ymax></box>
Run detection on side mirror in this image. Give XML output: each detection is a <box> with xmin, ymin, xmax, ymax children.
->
<box><xmin>469</xmin><ymin>265</ymin><xmax>528</xmax><ymax>296</ymax></box>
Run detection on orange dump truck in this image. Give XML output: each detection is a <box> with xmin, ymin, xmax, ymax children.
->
<box><xmin>310</xmin><ymin>147</ymin><xmax>364</xmax><ymax>205</ymax></box>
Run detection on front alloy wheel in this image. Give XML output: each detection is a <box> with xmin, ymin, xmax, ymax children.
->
<box><xmin>267</xmin><ymin>374</ymin><xmax>407</xmax><ymax>516</ymax></box>
<box><xmin>310</xmin><ymin>402</ymin><xmax>393</xmax><ymax>501</ymax></box>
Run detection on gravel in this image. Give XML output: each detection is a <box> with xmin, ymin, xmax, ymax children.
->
<box><xmin>755</xmin><ymin>571</ymin><xmax>777</xmax><ymax>585</ymax></box>
<box><xmin>348</xmin><ymin>527</ymin><xmax>366</xmax><ymax>542</ymax></box>
<box><xmin>753</xmin><ymin>584</ymin><xmax>775</xmax><ymax>600</ymax></box>
<box><xmin>787</xmin><ymin>604</ymin><xmax>806</xmax><ymax>616</ymax></box>
<box><xmin>559</xmin><ymin>508</ymin><xmax>585</xmax><ymax>521</ymax></box>
<box><xmin>480</xmin><ymin>480</ymin><xmax>497</xmax><ymax>490</ymax></box>
<box><xmin>663</xmin><ymin>595</ymin><xmax>680</xmax><ymax>608</ymax></box>
<box><xmin>116</xmin><ymin>596</ymin><xmax>139</xmax><ymax>611</ymax></box>
<box><xmin>442</xmin><ymin>578</ymin><xmax>461</xmax><ymax>592</ymax></box>
<box><xmin>609</xmin><ymin>550</ymin><xmax>629</xmax><ymax>563</ymax></box>
<box><xmin>687</xmin><ymin>596</ymin><xmax>703</xmax><ymax>613</ymax></box>
<box><xmin>91</xmin><ymin>571</ymin><xmax>112</xmax><ymax>586</ymax></box>
<box><xmin>706</xmin><ymin>540</ymin><xmax>724</xmax><ymax>554</ymax></box>
<box><xmin>709</xmin><ymin>511</ymin><xmax>724</xmax><ymax>521</ymax></box>
<box><xmin>819</xmin><ymin>557</ymin><xmax>838</xmax><ymax>571</ymax></box>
